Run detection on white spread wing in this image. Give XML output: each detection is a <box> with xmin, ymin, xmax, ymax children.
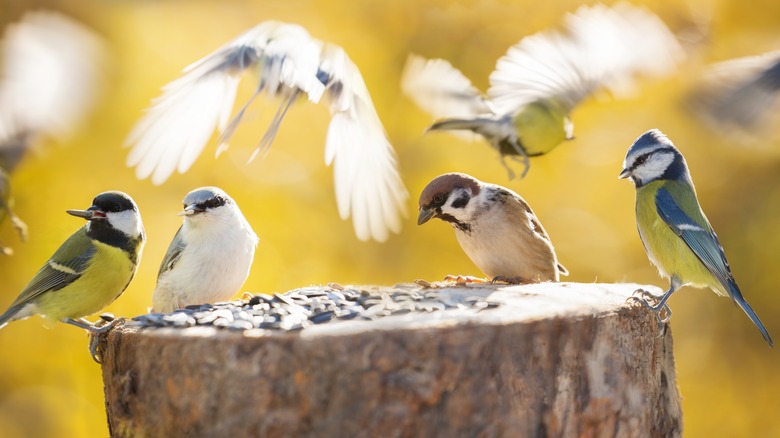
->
<box><xmin>322</xmin><ymin>45</ymin><xmax>408</xmax><ymax>242</ymax></box>
<box><xmin>487</xmin><ymin>2</ymin><xmax>683</xmax><ymax>114</ymax></box>
<box><xmin>125</xmin><ymin>21</ymin><xmax>324</xmax><ymax>185</ymax></box>
<box><xmin>401</xmin><ymin>54</ymin><xmax>491</xmax><ymax>119</ymax></box>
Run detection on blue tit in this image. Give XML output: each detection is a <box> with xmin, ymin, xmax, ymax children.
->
<box><xmin>402</xmin><ymin>3</ymin><xmax>683</xmax><ymax>178</ymax></box>
<box><xmin>152</xmin><ymin>187</ymin><xmax>258</xmax><ymax>313</ymax></box>
<box><xmin>620</xmin><ymin>129</ymin><xmax>772</xmax><ymax>346</ymax></box>
<box><xmin>0</xmin><ymin>191</ymin><xmax>145</xmax><ymax>358</ymax></box>
<box><xmin>124</xmin><ymin>21</ymin><xmax>407</xmax><ymax>242</ymax></box>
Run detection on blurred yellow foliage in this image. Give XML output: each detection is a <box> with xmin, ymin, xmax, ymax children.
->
<box><xmin>0</xmin><ymin>0</ymin><xmax>779</xmax><ymax>436</ymax></box>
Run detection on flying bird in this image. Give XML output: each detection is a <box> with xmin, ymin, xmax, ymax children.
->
<box><xmin>620</xmin><ymin>129</ymin><xmax>772</xmax><ymax>346</ymax></box>
<box><xmin>687</xmin><ymin>50</ymin><xmax>780</xmax><ymax>134</ymax></box>
<box><xmin>0</xmin><ymin>11</ymin><xmax>105</xmax><ymax>252</ymax></box>
<box><xmin>402</xmin><ymin>2</ymin><xmax>683</xmax><ymax>178</ymax></box>
<box><xmin>125</xmin><ymin>21</ymin><xmax>408</xmax><ymax>242</ymax></box>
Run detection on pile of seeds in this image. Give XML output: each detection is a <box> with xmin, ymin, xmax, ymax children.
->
<box><xmin>130</xmin><ymin>283</ymin><xmax>500</xmax><ymax>331</ymax></box>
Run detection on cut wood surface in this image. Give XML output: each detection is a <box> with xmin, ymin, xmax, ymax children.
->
<box><xmin>97</xmin><ymin>282</ymin><xmax>681</xmax><ymax>438</ymax></box>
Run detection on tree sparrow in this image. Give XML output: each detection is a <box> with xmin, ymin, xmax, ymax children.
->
<box><xmin>418</xmin><ymin>173</ymin><xmax>567</xmax><ymax>282</ymax></box>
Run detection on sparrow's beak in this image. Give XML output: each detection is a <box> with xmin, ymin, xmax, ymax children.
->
<box><xmin>618</xmin><ymin>167</ymin><xmax>631</xmax><ymax>179</ymax></box>
<box><xmin>417</xmin><ymin>207</ymin><xmax>435</xmax><ymax>225</ymax></box>
<box><xmin>67</xmin><ymin>206</ymin><xmax>105</xmax><ymax>220</ymax></box>
<box><xmin>177</xmin><ymin>204</ymin><xmax>203</xmax><ymax>217</ymax></box>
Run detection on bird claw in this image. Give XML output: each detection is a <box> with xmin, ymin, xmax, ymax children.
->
<box><xmin>490</xmin><ymin>275</ymin><xmax>528</xmax><ymax>285</ymax></box>
<box><xmin>87</xmin><ymin>317</ymin><xmax>125</xmax><ymax>364</ymax></box>
<box><xmin>11</xmin><ymin>215</ymin><xmax>28</xmax><ymax>242</ymax></box>
<box><xmin>626</xmin><ymin>290</ymin><xmax>672</xmax><ymax>335</ymax></box>
<box><xmin>443</xmin><ymin>275</ymin><xmax>488</xmax><ymax>284</ymax></box>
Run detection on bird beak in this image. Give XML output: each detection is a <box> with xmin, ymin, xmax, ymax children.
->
<box><xmin>417</xmin><ymin>207</ymin><xmax>435</xmax><ymax>225</ymax></box>
<box><xmin>177</xmin><ymin>205</ymin><xmax>203</xmax><ymax>217</ymax></box>
<box><xmin>67</xmin><ymin>206</ymin><xmax>105</xmax><ymax>220</ymax></box>
<box><xmin>618</xmin><ymin>168</ymin><xmax>631</xmax><ymax>179</ymax></box>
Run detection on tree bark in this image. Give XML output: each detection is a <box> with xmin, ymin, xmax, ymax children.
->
<box><xmin>97</xmin><ymin>282</ymin><xmax>681</xmax><ymax>438</ymax></box>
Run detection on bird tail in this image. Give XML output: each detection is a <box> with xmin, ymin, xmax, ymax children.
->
<box><xmin>0</xmin><ymin>305</ymin><xmax>22</xmax><ymax>330</ymax></box>
<box><xmin>428</xmin><ymin>117</ymin><xmax>497</xmax><ymax>134</ymax></box>
<box><xmin>729</xmin><ymin>281</ymin><xmax>773</xmax><ymax>347</ymax></box>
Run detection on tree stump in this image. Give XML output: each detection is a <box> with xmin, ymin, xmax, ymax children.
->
<box><xmin>97</xmin><ymin>282</ymin><xmax>681</xmax><ymax>437</ymax></box>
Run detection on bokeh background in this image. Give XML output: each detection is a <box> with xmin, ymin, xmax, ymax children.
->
<box><xmin>0</xmin><ymin>0</ymin><xmax>778</xmax><ymax>436</ymax></box>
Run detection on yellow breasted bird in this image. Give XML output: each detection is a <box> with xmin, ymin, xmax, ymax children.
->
<box><xmin>0</xmin><ymin>191</ymin><xmax>145</xmax><ymax>357</ymax></box>
<box><xmin>402</xmin><ymin>3</ymin><xmax>683</xmax><ymax>178</ymax></box>
<box><xmin>620</xmin><ymin>129</ymin><xmax>772</xmax><ymax>346</ymax></box>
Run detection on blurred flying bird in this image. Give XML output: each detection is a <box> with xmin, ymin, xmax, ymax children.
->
<box><xmin>402</xmin><ymin>2</ymin><xmax>683</xmax><ymax>178</ymax></box>
<box><xmin>418</xmin><ymin>172</ymin><xmax>567</xmax><ymax>283</ymax></box>
<box><xmin>152</xmin><ymin>187</ymin><xmax>258</xmax><ymax>313</ymax></box>
<box><xmin>0</xmin><ymin>11</ymin><xmax>105</xmax><ymax>252</ymax></box>
<box><xmin>125</xmin><ymin>21</ymin><xmax>408</xmax><ymax>242</ymax></box>
<box><xmin>688</xmin><ymin>50</ymin><xmax>780</xmax><ymax>134</ymax></box>
<box><xmin>0</xmin><ymin>191</ymin><xmax>145</xmax><ymax>360</ymax></box>
<box><xmin>620</xmin><ymin>129</ymin><xmax>772</xmax><ymax>346</ymax></box>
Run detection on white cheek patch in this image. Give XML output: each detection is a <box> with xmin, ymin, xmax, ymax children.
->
<box><xmin>634</xmin><ymin>151</ymin><xmax>675</xmax><ymax>181</ymax></box>
<box><xmin>107</xmin><ymin>210</ymin><xmax>144</xmax><ymax>237</ymax></box>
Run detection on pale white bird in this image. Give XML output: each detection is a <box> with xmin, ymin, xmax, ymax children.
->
<box><xmin>125</xmin><ymin>21</ymin><xmax>408</xmax><ymax>242</ymax></box>
<box><xmin>152</xmin><ymin>187</ymin><xmax>258</xmax><ymax>314</ymax></box>
<box><xmin>402</xmin><ymin>2</ymin><xmax>683</xmax><ymax>179</ymax></box>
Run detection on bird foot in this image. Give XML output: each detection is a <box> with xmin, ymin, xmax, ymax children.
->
<box><xmin>490</xmin><ymin>275</ymin><xmax>529</xmax><ymax>285</ymax></box>
<box><xmin>11</xmin><ymin>215</ymin><xmax>28</xmax><ymax>242</ymax></box>
<box><xmin>0</xmin><ymin>241</ymin><xmax>12</xmax><ymax>255</ymax></box>
<box><xmin>443</xmin><ymin>275</ymin><xmax>489</xmax><ymax>284</ymax></box>
<box><xmin>626</xmin><ymin>289</ymin><xmax>672</xmax><ymax>333</ymax></box>
<box><xmin>65</xmin><ymin>316</ymin><xmax>125</xmax><ymax>364</ymax></box>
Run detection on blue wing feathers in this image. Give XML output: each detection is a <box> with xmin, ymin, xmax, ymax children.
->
<box><xmin>656</xmin><ymin>187</ymin><xmax>773</xmax><ymax>346</ymax></box>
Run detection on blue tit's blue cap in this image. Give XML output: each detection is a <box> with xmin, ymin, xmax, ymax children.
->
<box><xmin>627</xmin><ymin>129</ymin><xmax>677</xmax><ymax>155</ymax></box>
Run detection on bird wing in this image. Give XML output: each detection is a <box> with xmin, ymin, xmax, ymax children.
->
<box><xmin>688</xmin><ymin>50</ymin><xmax>780</xmax><ymax>130</ymax></box>
<box><xmin>401</xmin><ymin>54</ymin><xmax>492</xmax><ymax>120</ymax></box>
<box><xmin>655</xmin><ymin>187</ymin><xmax>733</xmax><ymax>292</ymax></box>
<box><xmin>8</xmin><ymin>228</ymin><xmax>95</xmax><ymax>308</ymax></box>
<box><xmin>157</xmin><ymin>225</ymin><xmax>187</xmax><ymax>278</ymax></box>
<box><xmin>125</xmin><ymin>21</ymin><xmax>325</xmax><ymax>185</ymax></box>
<box><xmin>0</xmin><ymin>11</ymin><xmax>104</xmax><ymax>169</ymax></box>
<box><xmin>487</xmin><ymin>3</ymin><xmax>682</xmax><ymax>115</ymax></box>
<box><xmin>320</xmin><ymin>44</ymin><xmax>408</xmax><ymax>242</ymax></box>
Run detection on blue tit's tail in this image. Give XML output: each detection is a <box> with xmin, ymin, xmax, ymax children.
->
<box><xmin>0</xmin><ymin>304</ymin><xmax>22</xmax><ymax>330</ymax></box>
<box><xmin>729</xmin><ymin>281</ymin><xmax>773</xmax><ymax>347</ymax></box>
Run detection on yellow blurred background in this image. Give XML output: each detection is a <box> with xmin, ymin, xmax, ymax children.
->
<box><xmin>0</xmin><ymin>0</ymin><xmax>778</xmax><ymax>435</ymax></box>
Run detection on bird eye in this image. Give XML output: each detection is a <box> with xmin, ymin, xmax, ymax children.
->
<box><xmin>112</xmin><ymin>205</ymin><xmax>122</xmax><ymax>212</ymax></box>
<box><xmin>433</xmin><ymin>194</ymin><xmax>445</xmax><ymax>204</ymax></box>
<box><xmin>635</xmin><ymin>155</ymin><xmax>648</xmax><ymax>166</ymax></box>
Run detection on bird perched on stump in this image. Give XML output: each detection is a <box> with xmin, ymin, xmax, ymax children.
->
<box><xmin>125</xmin><ymin>20</ymin><xmax>407</xmax><ymax>242</ymax></box>
<box><xmin>620</xmin><ymin>129</ymin><xmax>773</xmax><ymax>347</ymax></box>
<box><xmin>402</xmin><ymin>2</ymin><xmax>683</xmax><ymax>178</ymax></box>
<box><xmin>152</xmin><ymin>187</ymin><xmax>258</xmax><ymax>313</ymax></box>
<box><xmin>0</xmin><ymin>191</ymin><xmax>146</xmax><ymax>359</ymax></box>
<box><xmin>418</xmin><ymin>172</ymin><xmax>567</xmax><ymax>283</ymax></box>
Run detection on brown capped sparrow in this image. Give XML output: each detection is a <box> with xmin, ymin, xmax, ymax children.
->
<box><xmin>418</xmin><ymin>173</ymin><xmax>567</xmax><ymax>283</ymax></box>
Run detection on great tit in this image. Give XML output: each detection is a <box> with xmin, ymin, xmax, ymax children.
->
<box><xmin>0</xmin><ymin>191</ymin><xmax>145</xmax><ymax>354</ymax></box>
